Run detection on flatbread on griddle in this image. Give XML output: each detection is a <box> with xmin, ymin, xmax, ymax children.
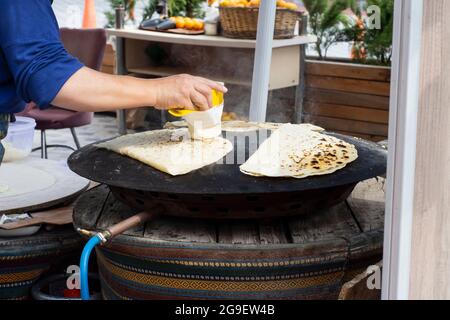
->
<box><xmin>163</xmin><ymin>120</ymin><xmax>325</xmax><ymax>133</ymax></box>
<box><xmin>240</xmin><ymin>124</ymin><xmax>358</xmax><ymax>179</ymax></box>
<box><xmin>163</xmin><ymin>120</ymin><xmax>188</xmax><ymax>129</ymax></box>
<box><xmin>221</xmin><ymin>121</ymin><xmax>280</xmax><ymax>132</ymax></box>
<box><xmin>96</xmin><ymin>128</ymin><xmax>233</xmax><ymax>176</ymax></box>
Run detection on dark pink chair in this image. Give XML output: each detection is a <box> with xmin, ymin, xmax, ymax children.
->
<box><xmin>19</xmin><ymin>28</ymin><xmax>106</xmax><ymax>158</ymax></box>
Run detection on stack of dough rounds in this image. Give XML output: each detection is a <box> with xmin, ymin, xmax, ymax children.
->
<box><xmin>96</xmin><ymin>128</ymin><xmax>233</xmax><ymax>176</ymax></box>
<box><xmin>240</xmin><ymin>124</ymin><xmax>358</xmax><ymax>179</ymax></box>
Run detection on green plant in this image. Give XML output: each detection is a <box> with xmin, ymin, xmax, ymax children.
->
<box><xmin>142</xmin><ymin>0</ymin><xmax>160</xmax><ymax>21</ymax></box>
<box><xmin>104</xmin><ymin>0</ymin><xmax>137</xmax><ymax>27</ymax></box>
<box><xmin>362</xmin><ymin>0</ymin><xmax>394</xmax><ymax>65</ymax></box>
<box><xmin>345</xmin><ymin>0</ymin><xmax>394</xmax><ymax>65</ymax></box>
<box><xmin>303</xmin><ymin>0</ymin><xmax>354</xmax><ymax>59</ymax></box>
<box><xmin>167</xmin><ymin>0</ymin><xmax>205</xmax><ymax>18</ymax></box>
<box><xmin>105</xmin><ymin>0</ymin><xmax>206</xmax><ymax>27</ymax></box>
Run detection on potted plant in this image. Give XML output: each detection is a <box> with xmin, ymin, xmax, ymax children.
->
<box><xmin>345</xmin><ymin>0</ymin><xmax>394</xmax><ymax>66</ymax></box>
<box><xmin>302</xmin><ymin>0</ymin><xmax>393</xmax><ymax>141</ymax></box>
<box><xmin>303</xmin><ymin>0</ymin><xmax>353</xmax><ymax>59</ymax></box>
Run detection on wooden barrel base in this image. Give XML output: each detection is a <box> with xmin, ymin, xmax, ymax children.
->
<box><xmin>73</xmin><ymin>179</ymin><xmax>385</xmax><ymax>300</ymax></box>
<box><xmin>0</xmin><ymin>227</ymin><xmax>84</xmax><ymax>300</ymax></box>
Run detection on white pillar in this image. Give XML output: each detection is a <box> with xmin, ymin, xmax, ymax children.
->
<box><xmin>248</xmin><ymin>0</ymin><xmax>277</xmax><ymax>122</ymax></box>
<box><xmin>382</xmin><ymin>0</ymin><xmax>423</xmax><ymax>300</ymax></box>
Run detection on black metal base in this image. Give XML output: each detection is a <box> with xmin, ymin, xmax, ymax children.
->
<box><xmin>110</xmin><ymin>183</ymin><xmax>357</xmax><ymax>219</ymax></box>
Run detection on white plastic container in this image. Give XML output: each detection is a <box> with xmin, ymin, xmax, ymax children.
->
<box><xmin>3</xmin><ymin>116</ymin><xmax>36</xmax><ymax>162</ymax></box>
<box><xmin>204</xmin><ymin>22</ymin><xmax>218</xmax><ymax>36</ymax></box>
<box><xmin>185</xmin><ymin>104</ymin><xmax>224</xmax><ymax>140</ymax></box>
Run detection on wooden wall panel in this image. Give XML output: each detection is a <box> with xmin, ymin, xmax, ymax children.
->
<box><xmin>409</xmin><ymin>0</ymin><xmax>450</xmax><ymax>300</ymax></box>
<box><xmin>303</xmin><ymin>60</ymin><xmax>391</xmax><ymax>141</ymax></box>
<box><xmin>304</xmin><ymin>102</ymin><xmax>389</xmax><ymax>124</ymax></box>
<box><xmin>306</xmin><ymin>74</ymin><xmax>391</xmax><ymax>96</ymax></box>
<box><xmin>305</xmin><ymin>87</ymin><xmax>390</xmax><ymax>111</ymax></box>
<box><xmin>306</xmin><ymin>60</ymin><xmax>391</xmax><ymax>82</ymax></box>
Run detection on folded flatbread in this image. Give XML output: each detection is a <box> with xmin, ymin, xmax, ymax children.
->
<box><xmin>240</xmin><ymin>124</ymin><xmax>358</xmax><ymax>179</ymax></box>
<box><xmin>96</xmin><ymin>128</ymin><xmax>233</xmax><ymax>176</ymax></box>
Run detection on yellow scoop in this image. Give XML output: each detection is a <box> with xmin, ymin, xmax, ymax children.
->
<box><xmin>168</xmin><ymin>90</ymin><xmax>224</xmax><ymax>117</ymax></box>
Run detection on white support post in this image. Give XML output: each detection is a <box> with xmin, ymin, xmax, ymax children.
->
<box><xmin>382</xmin><ymin>0</ymin><xmax>423</xmax><ymax>300</ymax></box>
<box><xmin>248</xmin><ymin>0</ymin><xmax>277</xmax><ymax>122</ymax></box>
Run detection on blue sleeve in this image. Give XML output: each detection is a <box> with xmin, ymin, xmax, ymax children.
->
<box><xmin>0</xmin><ymin>0</ymin><xmax>84</xmax><ymax>109</ymax></box>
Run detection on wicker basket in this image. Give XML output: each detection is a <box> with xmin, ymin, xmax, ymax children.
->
<box><xmin>220</xmin><ymin>6</ymin><xmax>302</xmax><ymax>39</ymax></box>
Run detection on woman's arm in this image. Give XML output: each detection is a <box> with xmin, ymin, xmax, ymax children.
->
<box><xmin>52</xmin><ymin>67</ymin><xmax>227</xmax><ymax>112</ymax></box>
<box><xmin>0</xmin><ymin>0</ymin><xmax>226</xmax><ymax>113</ymax></box>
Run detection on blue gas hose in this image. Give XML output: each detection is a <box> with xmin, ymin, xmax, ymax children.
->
<box><xmin>80</xmin><ymin>234</ymin><xmax>102</xmax><ymax>300</ymax></box>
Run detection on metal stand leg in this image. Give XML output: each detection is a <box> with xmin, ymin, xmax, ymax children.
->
<box><xmin>40</xmin><ymin>130</ymin><xmax>48</xmax><ymax>159</ymax></box>
<box><xmin>116</xmin><ymin>34</ymin><xmax>128</xmax><ymax>135</ymax></box>
<box><xmin>70</xmin><ymin>127</ymin><xmax>81</xmax><ymax>150</ymax></box>
<box><xmin>295</xmin><ymin>14</ymin><xmax>308</xmax><ymax>124</ymax></box>
<box><xmin>117</xmin><ymin>109</ymin><xmax>127</xmax><ymax>135</ymax></box>
<box><xmin>294</xmin><ymin>46</ymin><xmax>306</xmax><ymax>124</ymax></box>
<box><xmin>249</xmin><ymin>0</ymin><xmax>277</xmax><ymax>122</ymax></box>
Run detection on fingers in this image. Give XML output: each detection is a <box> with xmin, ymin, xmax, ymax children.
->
<box><xmin>157</xmin><ymin>74</ymin><xmax>227</xmax><ymax>111</ymax></box>
<box><xmin>194</xmin><ymin>83</ymin><xmax>213</xmax><ymax>108</ymax></box>
<box><xmin>210</xmin><ymin>81</ymin><xmax>228</xmax><ymax>93</ymax></box>
<box><xmin>177</xmin><ymin>98</ymin><xmax>195</xmax><ymax>110</ymax></box>
<box><xmin>171</xmin><ymin>92</ymin><xmax>195</xmax><ymax>110</ymax></box>
<box><xmin>194</xmin><ymin>76</ymin><xmax>228</xmax><ymax>93</ymax></box>
<box><xmin>190</xmin><ymin>90</ymin><xmax>209</xmax><ymax>111</ymax></box>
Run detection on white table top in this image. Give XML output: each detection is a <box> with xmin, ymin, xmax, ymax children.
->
<box><xmin>106</xmin><ymin>28</ymin><xmax>317</xmax><ymax>49</ymax></box>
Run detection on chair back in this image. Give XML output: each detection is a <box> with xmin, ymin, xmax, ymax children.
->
<box><xmin>60</xmin><ymin>28</ymin><xmax>107</xmax><ymax>71</ymax></box>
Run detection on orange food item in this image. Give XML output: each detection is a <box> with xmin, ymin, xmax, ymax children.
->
<box><xmin>193</xmin><ymin>19</ymin><xmax>204</xmax><ymax>31</ymax></box>
<box><xmin>277</xmin><ymin>0</ymin><xmax>286</xmax><ymax>7</ymax></box>
<box><xmin>184</xmin><ymin>18</ymin><xmax>194</xmax><ymax>30</ymax></box>
<box><xmin>283</xmin><ymin>2</ymin><xmax>298</xmax><ymax>10</ymax></box>
<box><xmin>248</xmin><ymin>0</ymin><xmax>260</xmax><ymax>7</ymax></box>
<box><xmin>175</xmin><ymin>17</ymin><xmax>185</xmax><ymax>29</ymax></box>
<box><xmin>220</xmin><ymin>0</ymin><xmax>247</xmax><ymax>7</ymax></box>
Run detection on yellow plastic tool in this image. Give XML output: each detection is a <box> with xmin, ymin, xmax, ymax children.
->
<box><xmin>168</xmin><ymin>90</ymin><xmax>224</xmax><ymax>117</ymax></box>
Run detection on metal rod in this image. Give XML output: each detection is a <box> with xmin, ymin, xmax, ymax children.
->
<box><xmin>40</xmin><ymin>130</ymin><xmax>48</xmax><ymax>159</ymax></box>
<box><xmin>33</xmin><ymin>144</ymin><xmax>76</xmax><ymax>152</ymax></box>
<box><xmin>294</xmin><ymin>39</ymin><xmax>306</xmax><ymax>123</ymax></box>
<box><xmin>115</xmin><ymin>5</ymin><xmax>125</xmax><ymax>29</ymax></box>
<box><xmin>248</xmin><ymin>0</ymin><xmax>277</xmax><ymax>122</ymax></box>
<box><xmin>70</xmin><ymin>128</ymin><xmax>81</xmax><ymax>150</ymax></box>
<box><xmin>115</xmin><ymin>5</ymin><xmax>127</xmax><ymax>135</ymax></box>
<box><xmin>106</xmin><ymin>211</ymin><xmax>155</xmax><ymax>239</ymax></box>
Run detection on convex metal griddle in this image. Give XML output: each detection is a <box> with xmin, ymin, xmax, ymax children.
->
<box><xmin>68</xmin><ymin>129</ymin><xmax>387</xmax><ymax>219</ymax></box>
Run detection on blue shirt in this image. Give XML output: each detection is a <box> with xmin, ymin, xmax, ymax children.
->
<box><xmin>0</xmin><ymin>0</ymin><xmax>83</xmax><ymax>114</ymax></box>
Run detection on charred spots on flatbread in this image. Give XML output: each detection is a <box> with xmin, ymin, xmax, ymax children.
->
<box><xmin>240</xmin><ymin>123</ymin><xmax>358</xmax><ymax>179</ymax></box>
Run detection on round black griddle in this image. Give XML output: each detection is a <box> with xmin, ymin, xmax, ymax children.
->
<box><xmin>68</xmin><ymin>131</ymin><xmax>387</xmax><ymax>219</ymax></box>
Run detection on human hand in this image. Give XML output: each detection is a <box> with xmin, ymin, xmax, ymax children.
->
<box><xmin>150</xmin><ymin>74</ymin><xmax>227</xmax><ymax>111</ymax></box>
